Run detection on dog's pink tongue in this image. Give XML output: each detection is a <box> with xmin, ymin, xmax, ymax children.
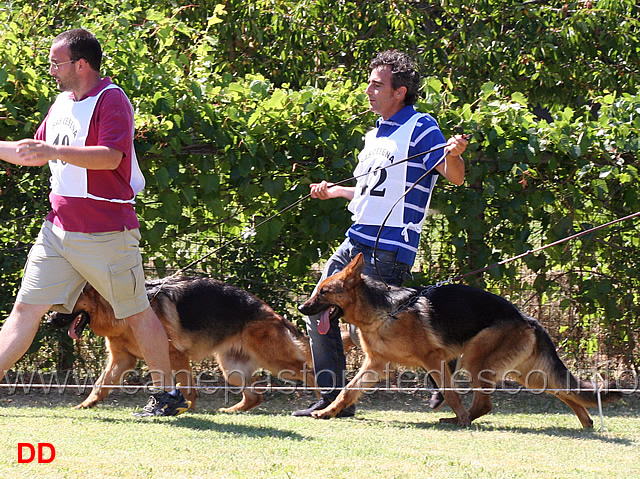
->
<box><xmin>68</xmin><ymin>318</ymin><xmax>80</xmax><ymax>341</ymax></box>
<box><xmin>318</xmin><ymin>309</ymin><xmax>331</xmax><ymax>335</ymax></box>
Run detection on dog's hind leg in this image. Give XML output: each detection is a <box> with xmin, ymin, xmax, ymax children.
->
<box><xmin>250</xmin><ymin>323</ymin><xmax>318</xmax><ymax>396</ymax></box>
<box><xmin>554</xmin><ymin>395</ymin><xmax>594</xmax><ymax>428</ymax></box>
<box><xmin>465</xmin><ymin>383</ymin><xmax>494</xmax><ymax>423</ymax></box>
<box><xmin>266</xmin><ymin>355</ymin><xmax>318</xmax><ymax>399</ymax></box>
<box><xmin>514</xmin><ymin>358</ymin><xmax>594</xmax><ymax>428</ymax></box>
<box><xmin>216</xmin><ymin>349</ymin><xmax>264</xmax><ymax>413</ymax></box>
<box><xmin>75</xmin><ymin>348</ymin><xmax>137</xmax><ymax>409</ymax></box>
<box><xmin>461</xmin><ymin>324</ymin><xmax>536</xmax><ymax>424</ymax></box>
<box><xmin>422</xmin><ymin>356</ymin><xmax>471</xmax><ymax>426</ymax></box>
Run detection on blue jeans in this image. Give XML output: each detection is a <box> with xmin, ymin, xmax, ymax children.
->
<box><xmin>305</xmin><ymin>238</ymin><xmax>412</xmax><ymax>400</ymax></box>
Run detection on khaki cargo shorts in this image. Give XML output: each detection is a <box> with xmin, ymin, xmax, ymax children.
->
<box><xmin>16</xmin><ymin>221</ymin><xmax>149</xmax><ymax>319</ymax></box>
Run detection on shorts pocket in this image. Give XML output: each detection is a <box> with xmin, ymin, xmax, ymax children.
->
<box><xmin>108</xmin><ymin>252</ymin><xmax>145</xmax><ymax>301</ymax></box>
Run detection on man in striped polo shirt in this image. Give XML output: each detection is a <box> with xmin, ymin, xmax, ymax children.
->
<box><xmin>293</xmin><ymin>49</ymin><xmax>467</xmax><ymax>417</ymax></box>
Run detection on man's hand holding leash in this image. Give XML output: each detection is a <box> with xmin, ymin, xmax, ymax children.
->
<box><xmin>437</xmin><ymin>134</ymin><xmax>468</xmax><ymax>186</ymax></box>
<box><xmin>309</xmin><ymin>133</ymin><xmax>469</xmax><ymax>201</ymax></box>
<box><xmin>309</xmin><ymin>180</ymin><xmax>355</xmax><ymax>201</ymax></box>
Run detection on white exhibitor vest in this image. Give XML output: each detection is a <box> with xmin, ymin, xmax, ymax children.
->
<box><xmin>348</xmin><ymin>113</ymin><xmax>423</xmax><ymax>234</ymax></box>
<box><xmin>46</xmin><ymin>84</ymin><xmax>144</xmax><ymax>203</ymax></box>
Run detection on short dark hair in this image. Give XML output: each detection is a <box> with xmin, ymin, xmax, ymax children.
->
<box><xmin>53</xmin><ymin>29</ymin><xmax>102</xmax><ymax>72</ymax></box>
<box><xmin>369</xmin><ymin>50</ymin><xmax>420</xmax><ymax>105</ymax></box>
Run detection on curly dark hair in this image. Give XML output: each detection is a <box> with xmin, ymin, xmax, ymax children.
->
<box><xmin>369</xmin><ymin>50</ymin><xmax>420</xmax><ymax>105</ymax></box>
<box><xmin>53</xmin><ymin>29</ymin><xmax>102</xmax><ymax>72</ymax></box>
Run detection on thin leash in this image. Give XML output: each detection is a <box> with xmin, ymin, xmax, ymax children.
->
<box><xmin>164</xmin><ymin>98</ymin><xmax>485</xmax><ymax>280</ymax></box>
<box><xmin>386</xmin><ymin>211</ymin><xmax>640</xmax><ymax>317</ymax></box>
<box><xmin>147</xmin><ymin>141</ymin><xmax>455</xmax><ymax>300</ymax></box>
<box><xmin>446</xmin><ymin>210</ymin><xmax>640</xmax><ymax>284</ymax></box>
<box><xmin>170</xmin><ymin>141</ymin><xmax>455</xmax><ymax>278</ymax></box>
<box><xmin>372</xmin><ymin>131</ymin><xmax>475</xmax><ymax>288</ymax></box>
<box><xmin>372</xmin><ymin>148</ymin><xmax>452</xmax><ymax>289</ymax></box>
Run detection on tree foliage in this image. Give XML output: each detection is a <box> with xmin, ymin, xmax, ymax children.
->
<box><xmin>1</xmin><ymin>0</ymin><xmax>638</xmax><ymax>371</ymax></box>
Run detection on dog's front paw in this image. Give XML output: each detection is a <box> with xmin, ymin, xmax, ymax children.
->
<box><xmin>311</xmin><ymin>407</ymin><xmax>338</xmax><ymax>419</ymax></box>
<box><xmin>74</xmin><ymin>401</ymin><xmax>98</xmax><ymax>409</ymax></box>
<box><xmin>218</xmin><ymin>406</ymin><xmax>243</xmax><ymax>413</ymax></box>
<box><xmin>439</xmin><ymin>416</ymin><xmax>471</xmax><ymax>427</ymax></box>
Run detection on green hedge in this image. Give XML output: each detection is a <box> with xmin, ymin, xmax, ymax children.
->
<box><xmin>1</xmin><ymin>1</ymin><xmax>638</xmax><ymax>372</ymax></box>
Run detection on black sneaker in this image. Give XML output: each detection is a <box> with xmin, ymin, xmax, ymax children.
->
<box><xmin>133</xmin><ymin>386</ymin><xmax>191</xmax><ymax>417</ymax></box>
<box><xmin>429</xmin><ymin>390</ymin><xmax>446</xmax><ymax>410</ymax></box>
<box><xmin>291</xmin><ymin>398</ymin><xmax>355</xmax><ymax>418</ymax></box>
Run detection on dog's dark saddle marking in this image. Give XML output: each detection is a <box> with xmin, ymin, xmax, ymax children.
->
<box><xmin>146</xmin><ymin>277</ymin><xmax>274</xmax><ymax>343</ymax></box>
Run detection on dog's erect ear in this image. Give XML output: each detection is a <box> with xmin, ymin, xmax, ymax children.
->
<box><xmin>343</xmin><ymin>252</ymin><xmax>365</xmax><ymax>289</ymax></box>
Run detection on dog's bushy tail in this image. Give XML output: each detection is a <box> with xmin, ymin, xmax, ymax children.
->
<box><xmin>533</xmin><ymin>323</ymin><xmax>622</xmax><ymax>407</ymax></box>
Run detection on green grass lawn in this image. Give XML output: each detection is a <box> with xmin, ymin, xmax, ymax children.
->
<box><xmin>1</xmin><ymin>389</ymin><xmax>638</xmax><ymax>478</ymax></box>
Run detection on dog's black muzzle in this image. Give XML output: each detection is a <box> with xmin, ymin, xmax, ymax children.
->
<box><xmin>47</xmin><ymin>311</ymin><xmax>90</xmax><ymax>333</ymax></box>
<box><xmin>298</xmin><ymin>303</ymin><xmax>343</xmax><ymax>321</ymax></box>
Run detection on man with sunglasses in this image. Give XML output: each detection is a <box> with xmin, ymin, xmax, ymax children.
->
<box><xmin>0</xmin><ymin>29</ymin><xmax>188</xmax><ymax>417</ymax></box>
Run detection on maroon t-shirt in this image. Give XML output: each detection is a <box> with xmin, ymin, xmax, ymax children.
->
<box><xmin>35</xmin><ymin>78</ymin><xmax>141</xmax><ymax>233</ymax></box>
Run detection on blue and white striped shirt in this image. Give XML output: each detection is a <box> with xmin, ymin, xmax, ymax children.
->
<box><xmin>346</xmin><ymin>105</ymin><xmax>447</xmax><ymax>266</ymax></box>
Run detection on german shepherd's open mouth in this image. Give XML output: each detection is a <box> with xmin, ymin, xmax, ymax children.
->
<box><xmin>299</xmin><ymin>304</ymin><xmax>343</xmax><ymax>335</ymax></box>
<box><xmin>47</xmin><ymin>311</ymin><xmax>91</xmax><ymax>340</ymax></box>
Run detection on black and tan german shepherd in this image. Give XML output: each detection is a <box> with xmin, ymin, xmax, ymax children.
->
<box><xmin>47</xmin><ymin>276</ymin><xmax>315</xmax><ymax>412</ymax></box>
<box><xmin>299</xmin><ymin>253</ymin><xmax>621</xmax><ymax>428</ymax></box>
